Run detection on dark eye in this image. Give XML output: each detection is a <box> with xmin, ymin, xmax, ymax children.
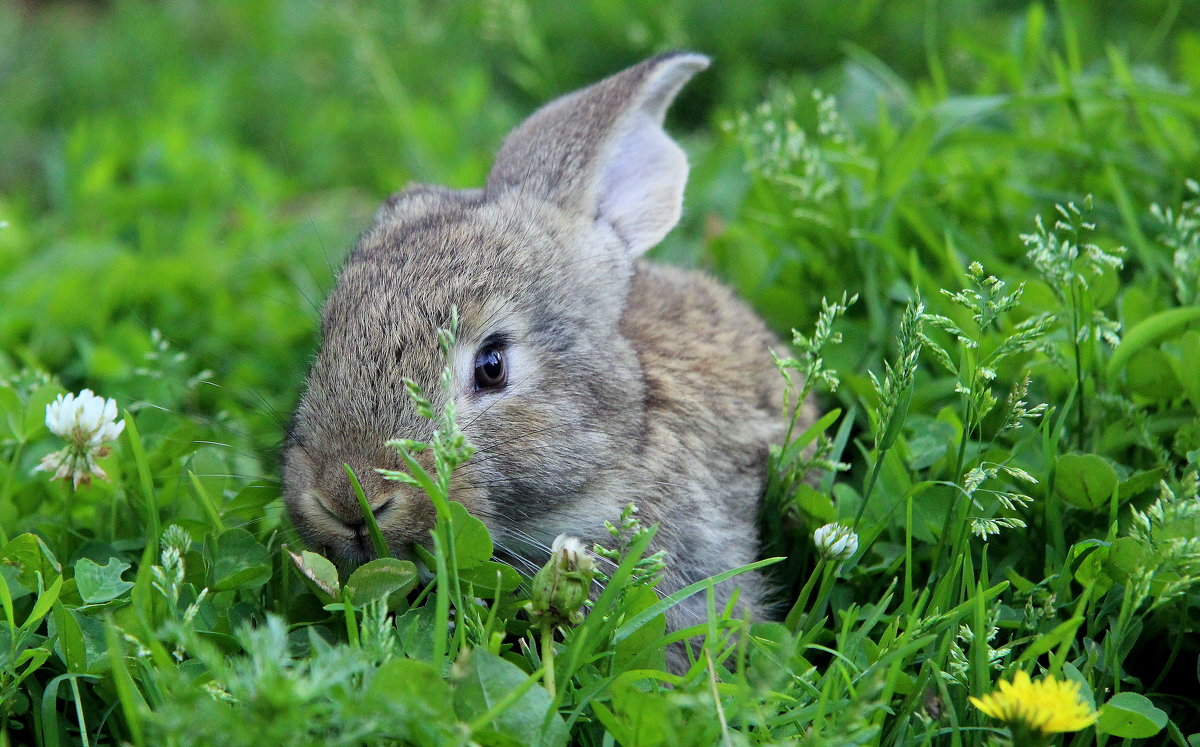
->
<box><xmin>474</xmin><ymin>345</ymin><xmax>507</xmax><ymax>390</ymax></box>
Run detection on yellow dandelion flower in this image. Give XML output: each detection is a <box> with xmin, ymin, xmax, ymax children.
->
<box><xmin>970</xmin><ymin>671</ymin><xmax>1098</xmax><ymax>735</ymax></box>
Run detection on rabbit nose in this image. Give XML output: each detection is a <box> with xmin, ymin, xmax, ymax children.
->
<box><xmin>338</xmin><ymin>496</ymin><xmax>394</xmax><ymax>531</ymax></box>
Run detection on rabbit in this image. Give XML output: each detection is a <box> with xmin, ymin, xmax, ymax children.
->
<box><xmin>282</xmin><ymin>51</ymin><xmax>813</xmax><ymax>661</ymax></box>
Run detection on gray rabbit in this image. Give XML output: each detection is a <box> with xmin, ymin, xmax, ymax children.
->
<box><xmin>282</xmin><ymin>52</ymin><xmax>809</xmax><ymax>647</ymax></box>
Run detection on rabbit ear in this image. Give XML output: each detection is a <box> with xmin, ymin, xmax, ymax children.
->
<box><xmin>487</xmin><ymin>52</ymin><xmax>710</xmax><ymax>256</ymax></box>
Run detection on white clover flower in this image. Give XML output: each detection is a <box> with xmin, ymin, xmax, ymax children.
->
<box><xmin>34</xmin><ymin>389</ymin><xmax>126</xmax><ymax>489</ymax></box>
<box><xmin>813</xmin><ymin>522</ymin><xmax>859</xmax><ymax>561</ymax></box>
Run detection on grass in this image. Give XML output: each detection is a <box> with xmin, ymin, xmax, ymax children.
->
<box><xmin>2</xmin><ymin>0</ymin><xmax>1200</xmax><ymax>744</ymax></box>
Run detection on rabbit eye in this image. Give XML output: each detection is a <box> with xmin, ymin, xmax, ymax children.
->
<box><xmin>474</xmin><ymin>345</ymin><xmax>507</xmax><ymax>390</ymax></box>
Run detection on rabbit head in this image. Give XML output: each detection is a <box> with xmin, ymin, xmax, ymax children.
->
<box><xmin>282</xmin><ymin>53</ymin><xmax>715</xmax><ymax>566</ymax></box>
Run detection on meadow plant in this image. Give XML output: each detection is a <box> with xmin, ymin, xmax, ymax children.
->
<box><xmin>764</xmin><ymin>292</ymin><xmax>855</xmax><ymax>523</ymax></box>
<box><xmin>1022</xmin><ymin>197</ymin><xmax>1125</xmax><ymax>446</ymax></box>
<box><xmin>857</xmin><ymin>296</ymin><xmax>924</xmax><ymax>525</ymax></box>
<box><xmin>591</xmin><ymin>503</ymin><xmax>666</xmax><ymax>591</ymax></box>
<box><xmin>1150</xmin><ymin>178</ymin><xmax>1200</xmax><ymax>305</ymax></box>
<box><xmin>1124</xmin><ymin>471</ymin><xmax>1200</xmax><ymax>613</ymax></box>
<box><xmin>4</xmin><ymin>2</ymin><xmax>1200</xmax><ymax>744</ymax></box>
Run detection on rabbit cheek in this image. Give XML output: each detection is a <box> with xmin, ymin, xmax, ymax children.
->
<box><xmin>282</xmin><ymin>448</ymin><xmax>359</xmax><ymax>561</ymax></box>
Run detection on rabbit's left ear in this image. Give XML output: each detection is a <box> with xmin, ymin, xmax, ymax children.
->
<box><xmin>487</xmin><ymin>52</ymin><xmax>710</xmax><ymax>257</ymax></box>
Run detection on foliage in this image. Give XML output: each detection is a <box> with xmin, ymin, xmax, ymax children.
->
<box><xmin>3</xmin><ymin>0</ymin><xmax>1200</xmax><ymax>744</ymax></box>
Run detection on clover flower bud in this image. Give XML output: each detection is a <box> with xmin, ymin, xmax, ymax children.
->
<box><xmin>813</xmin><ymin>522</ymin><xmax>859</xmax><ymax>561</ymax></box>
<box><xmin>33</xmin><ymin>389</ymin><xmax>125</xmax><ymax>489</ymax></box>
<box><xmin>530</xmin><ymin>534</ymin><xmax>595</xmax><ymax>626</ymax></box>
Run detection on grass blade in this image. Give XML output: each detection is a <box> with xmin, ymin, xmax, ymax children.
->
<box><xmin>344</xmin><ymin>464</ymin><xmax>390</xmax><ymax>559</ymax></box>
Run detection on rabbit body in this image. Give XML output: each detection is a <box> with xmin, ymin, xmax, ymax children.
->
<box><xmin>283</xmin><ymin>52</ymin><xmax>803</xmax><ymax>635</ymax></box>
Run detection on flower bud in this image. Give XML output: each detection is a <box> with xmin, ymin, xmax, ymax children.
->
<box><xmin>530</xmin><ymin>535</ymin><xmax>595</xmax><ymax>626</ymax></box>
<box><xmin>813</xmin><ymin>522</ymin><xmax>858</xmax><ymax>561</ymax></box>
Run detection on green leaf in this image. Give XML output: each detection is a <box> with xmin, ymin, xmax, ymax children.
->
<box><xmin>613</xmin><ymin>557</ymin><xmax>782</xmax><ymax>645</ymax></box>
<box><xmin>209</xmin><ymin>528</ymin><xmax>270</xmax><ymax>592</ymax></box>
<box><xmin>72</xmin><ymin>612</ymin><xmax>109</xmax><ymax>672</ymax></box>
<box><xmin>0</xmin><ymin>569</ymin><xmax>20</xmax><ymax>639</ymax></box>
<box><xmin>51</xmin><ymin>603</ymin><xmax>88</xmax><ymax>673</ymax></box>
<box><xmin>0</xmin><ymin>533</ymin><xmax>62</xmax><ymax>589</ymax></box>
<box><xmin>448</xmin><ymin>501</ymin><xmax>492</xmax><ymax>569</ymax></box>
<box><xmin>1124</xmin><ymin>348</ymin><xmax>1182</xmax><ymax>400</ymax></box>
<box><xmin>1004</xmin><ymin>567</ymin><xmax>1036</xmax><ymax>594</ymax></box>
<box><xmin>366</xmin><ymin>659</ymin><xmax>459</xmax><ymax>744</ymax></box>
<box><xmin>394</xmin><ymin>605</ymin><xmax>437</xmax><ymax>661</ymax></box>
<box><xmin>0</xmin><ymin>624</ymin><xmax>45</xmax><ymax>672</ymax></box>
<box><xmin>223</xmin><ymin>482</ymin><xmax>278</xmax><ymax>523</ymax></box>
<box><xmin>187</xmin><ymin>470</ymin><xmax>225</xmax><ymax>533</ymax></box>
<box><xmin>613</xmin><ymin>586</ymin><xmax>666</xmax><ymax>671</ymax></box>
<box><xmin>453</xmin><ymin>649</ymin><xmax>568</xmax><ymax>747</ymax></box>
<box><xmin>1014</xmin><ymin>616</ymin><xmax>1083</xmax><ymax>665</ymax></box>
<box><xmin>0</xmin><ymin>384</ymin><xmax>22</xmax><ymax>441</ymax></box>
<box><xmin>194</xmin><ymin>630</ymin><xmax>243</xmax><ymax>655</ymax></box>
<box><xmin>590</xmin><ymin>701</ymin><xmax>632</xmax><ymax>746</ymax></box>
<box><xmin>41</xmin><ymin>672</ymin><xmax>95</xmax><ymax>747</ymax></box>
<box><xmin>1107</xmin><ymin>305</ymin><xmax>1200</xmax><ymax>379</ymax></box>
<box><xmin>1106</xmin><ymin>537</ymin><xmax>1148</xmax><ymax>583</ymax></box>
<box><xmin>0</xmin><ymin>564</ymin><xmax>32</xmax><ymax>610</ymax></box>
<box><xmin>607</xmin><ymin>672</ymin><xmax>673</xmax><ymax>746</ymax></box>
<box><xmin>905</xmin><ymin>416</ymin><xmax>955</xmax><ymax>470</ymax></box>
<box><xmin>17</xmin><ymin>381</ymin><xmax>59</xmax><ymax>442</ymax></box>
<box><xmin>344</xmin><ymin>558</ymin><xmax>418</xmax><ymax>605</ymax></box>
<box><xmin>1073</xmin><ymin>545</ymin><xmax>1111</xmax><ymax>598</ymax></box>
<box><xmin>1054</xmin><ymin>454</ymin><xmax>1118</xmax><ymax>510</ymax></box>
<box><xmin>1061</xmin><ymin>662</ymin><xmax>1097</xmax><ymax>712</ymax></box>
<box><xmin>74</xmin><ymin>557</ymin><xmax>134</xmax><ymax>604</ymax></box>
<box><xmin>777</xmin><ymin>408</ymin><xmax>842</xmax><ymax>468</ymax></box>
<box><xmin>287</xmin><ymin>549</ymin><xmax>340</xmax><ymax>601</ymax></box>
<box><xmin>746</xmin><ymin>622</ymin><xmax>798</xmax><ymax>687</ymax></box>
<box><xmin>23</xmin><ymin>574</ymin><xmax>62</xmax><ymax>631</ymax></box>
<box><xmin>457</xmin><ymin>561</ymin><xmax>522</xmax><ymax>594</ymax></box>
<box><xmin>1097</xmin><ymin>692</ymin><xmax>1168</xmax><ymax>738</ymax></box>
<box><xmin>792</xmin><ymin>483</ymin><xmax>836</xmax><ymax>524</ymax></box>
<box><xmin>882</xmin><ymin>115</ymin><xmax>936</xmax><ymax>197</ymax></box>
<box><xmin>13</xmin><ymin>646</ymin><xmax>52</xmax><ymax>686</ymax></box>
<box><xmin>121</xmin><ymin>410</ymin><xmax>160</xmax><ymax>558</ymax></box>
<box><xmin>1164</xmin><ymin>330</ymin><xmax>1200</xmax><ymax>409</ymax></box>
<box><xmin>1118</xmin><ymin>468</ymin><xmax>1167</xmax><ymax>502</ymax></box>
<box><xmin>105</xmin><ymin>623</ymin><xmax>148</xmax><ymax>746</ymax></box>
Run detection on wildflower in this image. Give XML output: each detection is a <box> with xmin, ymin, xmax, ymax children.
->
<box><xmin>530</xmin><ymin>534</ymin><xmax>595</xmax><ymax>626</ymax></box>
<box><xmin>813</xmin><ymin>522</ymin><xmax>858</xmax><ymax>561</ymax></box>
<box><xmin>971</xmin><ymin>671</ymin><xmax>1098</xmax><ymax>740</ymax></box>
<box><xmin>33</xmin><ymin>389</ymin><xmax>126</xmax><ymax>489</ymax></box>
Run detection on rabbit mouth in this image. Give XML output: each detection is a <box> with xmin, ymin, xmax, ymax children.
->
<box><xmin>324</xmin><ymin>531</ymin><xmax>416</xmax><ymax>569</ymax></box>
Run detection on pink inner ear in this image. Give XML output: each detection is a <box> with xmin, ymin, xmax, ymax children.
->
<box><xmin>596</xmin><ymin>111</ymin><xmax>689</xmax><ymax>257</ymax></box>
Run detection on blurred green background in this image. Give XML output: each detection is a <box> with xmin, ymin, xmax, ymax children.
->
<box><xmin>2</xmin><ymin>0</ymin><xmax>1198</xmax><ymax>478</ymax></box>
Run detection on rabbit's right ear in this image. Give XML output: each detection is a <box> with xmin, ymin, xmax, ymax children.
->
<box><xmin>487</xmin><ymin>52</ymin><xmax>709</xmax><ymax>257</ymax></box>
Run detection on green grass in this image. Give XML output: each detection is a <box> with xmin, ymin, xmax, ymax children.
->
<box><xmin>3</xmin><ymin>0</ymin><xmax>1200</xmax><ymax>744</ymax></box>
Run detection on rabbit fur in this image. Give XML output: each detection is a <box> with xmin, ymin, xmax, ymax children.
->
<box><xmin>282</xmin><ymin>52</ymin><xmax>809</xmax><ymax>644</ymax></box>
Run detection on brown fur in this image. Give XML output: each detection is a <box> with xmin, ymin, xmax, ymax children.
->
<box><xmin>282</xmin><ymin>52</ymin><xmax>809</xmax><ymax>658</ymax></box>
